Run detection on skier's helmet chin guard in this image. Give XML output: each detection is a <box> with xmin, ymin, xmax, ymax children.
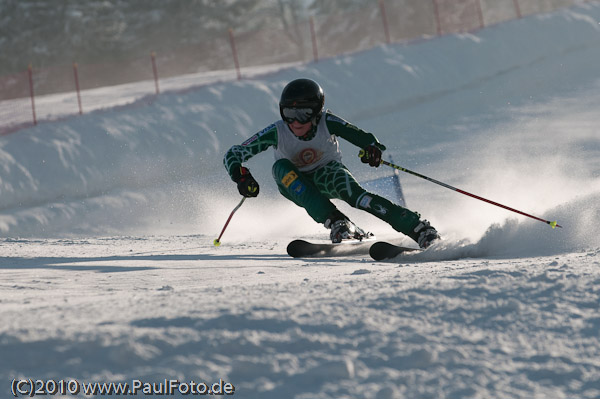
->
<box><xmin>279</xmin><ymin>78</ymin><xmax>325</xmax><ymax>127</ymax></box>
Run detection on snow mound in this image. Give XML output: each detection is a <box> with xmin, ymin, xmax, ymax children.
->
<box><xmin>400</xmin><ymin>192</ymin><xmax>600</xmax><ymax>261</ymax></box>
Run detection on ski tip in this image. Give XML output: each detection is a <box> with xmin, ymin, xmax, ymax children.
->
<box><xmin>213</xmin><ymin>239</ymin><xmax>221</xmax><ymax>247</ymax></box>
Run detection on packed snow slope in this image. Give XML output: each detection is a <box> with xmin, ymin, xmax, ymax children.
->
<box><xmin>1</xmin><ymin>4</ymin><xmax>600</xmax><ymax>399</ymax></box>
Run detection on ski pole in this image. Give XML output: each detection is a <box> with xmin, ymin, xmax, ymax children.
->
<box><xmin>213</xmin><ymin>197</ymin><xmax>246</xmax><ymax>246</ymax></box>
<box><xmin>359</xmin><ymin>150</ymin><xmax>561</xmax><ymax>228</ymax></box>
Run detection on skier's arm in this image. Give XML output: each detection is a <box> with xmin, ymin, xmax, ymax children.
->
<box><xmin>324</xmin><ymin>111</ymin><xmax>387</xmax><ymax>151</ymax></box>
<box><xmin>223</xmin><ymin>123</ymin><xmax>278</xmax><ymax>182</ymax></box>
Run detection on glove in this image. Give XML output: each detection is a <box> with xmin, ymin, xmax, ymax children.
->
<box><xmin>361</xmin><ymin>144</ymin><xmax>382</xmax><ymax>167</ymax></box>
<box><xmin>234</xmin><ymin>167</ymin><xmax>260</xmax><ymax>197</ymax></box>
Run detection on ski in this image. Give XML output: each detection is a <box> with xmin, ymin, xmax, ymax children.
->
<box><xmin>369</xmin><ymin>241</ymin><xmax>421</xmax><ymax>261</ymax></box>
<box><xmin>287</xmin><ymin>239</ymin><xmax>374</xmax><ymax>258</ymax></box>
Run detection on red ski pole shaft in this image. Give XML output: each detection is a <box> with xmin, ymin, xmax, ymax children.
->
<box><xmin>214</xmin><ymin>197</ymin><xmax>246</xmax><ymax>246</ymax></box>
<box><xmin>359</xmin><ymin>150</ymin><xmax>561</xmax><ymax>228</ymax></box>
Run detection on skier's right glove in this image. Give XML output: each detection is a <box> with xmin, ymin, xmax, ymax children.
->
<box><xmin>234</xmin><ymin>167</ymin><xmax>260</xmax><ymax>197</ymax></box>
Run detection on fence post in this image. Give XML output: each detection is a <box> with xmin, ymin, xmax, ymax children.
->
<box><xmin>228</xmin><ymin>28</ymin><xmax>242</xmax><ymax>80</ymax></box>
<box><xmin>309</xmin><ymin>16</ymin><xmax>319</xmax><ymax>62</ymax></box>
<box><xmin>151</xmin><ymin>52</ymin><xmax>160</xmax><ymax>94</ymax></box>
<box><xmin>378</xmin><ymin>0</ymin><xmax>391</xmax><ymax>44</ymax></box>
<box><xmin>475</xmin><ymin>0</ymin><xmax>484</xmax><ymax>29</ymax></box>
<box><xmin>512</xmin><ymin>0</ymin><xmax>522</xmax><ymax>18</ymax></box>
<box><xmin>432</xmin><ymin>0</ymin><xmax>442</xmax><ymax>36</ymax></box>
<box><xmin>27</xmin><ymin>64</ymin><xmax>37</xmax><ymax>126</ymax></box>
<box><xmin>73</xmin><ymin>62</ymin><xmax>83</xmax><ymax>115</ymax></box>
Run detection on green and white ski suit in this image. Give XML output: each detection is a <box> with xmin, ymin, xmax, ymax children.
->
<box><xmin>223</xmin><ymin>111</ymin><xmax>422</xmax><ymax>236</ymax></box>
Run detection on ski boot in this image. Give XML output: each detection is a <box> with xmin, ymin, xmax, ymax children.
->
<box><xmin>325</xmin><ymin>211</ymin><xmax>369</xmax><ymax>243</ymax></box>
<box><xmin>410</xmin><ymin>220</ymin><xmax>440</xmax><ymax>249</ymax></box>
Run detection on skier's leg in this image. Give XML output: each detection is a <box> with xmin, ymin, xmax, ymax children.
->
<box><xmin>310</xmin><ymin>161</ymin><xmax>423</xmax><ymax>235</ymax></box>
<box><xmin>272</xmin><ymin>159</ymin><xmax>338</xmax><ymax>224</ymax></box>
<box><xmin>354</xmin><ymin>191</ymin><xmax>422</xmax><ymax>234</ymax></box>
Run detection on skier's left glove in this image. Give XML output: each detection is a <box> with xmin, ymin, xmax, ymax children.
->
<box><xmin>361</xmin><ymin>144</ymin><xmax>382</xmax><ymax>167</ymax></box>
<box><xmin>234</xmin><ymin>167</ymin><xmax>260</xmax><ymax>197</ymax></box>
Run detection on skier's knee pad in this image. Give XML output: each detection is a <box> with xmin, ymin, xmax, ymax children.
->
<box><xmin>272</xmin><ymin>159</ymin><xmax>297</xmax><ymax>181</ymax></box>
<box><xmin>272</xmin><ymin>159</ymin><xmax>307</xmax><ymax>197</ymax></box>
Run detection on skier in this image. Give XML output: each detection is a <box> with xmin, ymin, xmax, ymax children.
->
<box><xmin>223</xmin><ymin>78</ymin><xmax>440</xmax><ymax>248</ymax></box>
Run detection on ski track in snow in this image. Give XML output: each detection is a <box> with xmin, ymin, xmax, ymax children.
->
<box><xmin>1</xmin><ymin>235</ymin><xmax>599</xmax><ymax>398</ymax></box>
<box><xmin>1</xmin><ymin>4</ymin><xmax>600</xmax><ymax>399</ymax></box>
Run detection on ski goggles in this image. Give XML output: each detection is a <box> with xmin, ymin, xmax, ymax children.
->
<box><xmin>281</xmin><ymin>107</ymin><xmax>315</xmax><ymax>124</ymax></box>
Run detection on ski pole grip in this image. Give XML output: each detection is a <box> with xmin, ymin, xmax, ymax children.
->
<box><xmin>358</xmin><ymin>149</ymin><xmax>365</xmax><ymax>158</ymax></box>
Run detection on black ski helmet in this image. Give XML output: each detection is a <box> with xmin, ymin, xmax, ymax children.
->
<box><xmin>279</xmin><ymin>78</ymin><xmax>325</xmax><ymax>126</ymax></box>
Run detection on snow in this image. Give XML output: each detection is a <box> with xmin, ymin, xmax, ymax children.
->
<box><xmin>1</xmin><ymin>4</ymin><xmax>600</xmax><ymax>398</ymax></box>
